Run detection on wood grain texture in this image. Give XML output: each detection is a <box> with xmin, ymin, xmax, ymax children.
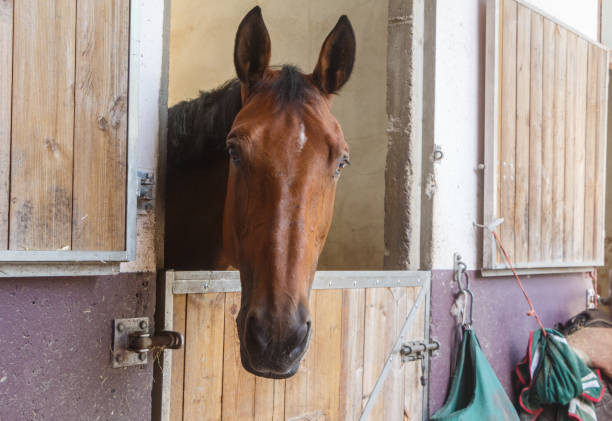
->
<box><xmin>170</xmin><ymin>294</ymin><xmax>187</xmax><ymax>421</ymax></box>
<box><xmin>0</xmin><ymin>0</ymin><xmax>12</xmax><ymax>249</ymax></box>
<box><xmin>584</xmin><ymin>43</ymin><xmax>599</xmax><ymax>261</ymax></box>
<box><xmin>183</xmin><ymin>293</ymin><xmax>225</xmax><ymax>421</ymax></box>
<box><xmin>540</xmin><ymin>17</ymin><xmax>555</xmax><ymax>262</ymax></box>
<box><xmin>593</xmin><ymin>47</ymin><xmax>607</xmax><ymax>263</ymax></box>
<box><xmin>572</xmin><ymin>38</ymin><xmax>589</xmax><ymax>260</ymax></box>
<box><xmin>253</xmin><ymin>377</ymin><xmax>277</xmax><ymax>421</ymax></box>
<box><xmin>9</xmin><ymin>0</ymin><xmax>76</xmax><ymax>250</ymax></box>
<box><xmin>563</xmin><ymin>33</ymin><xmax>577</xmax><ymax>262</ymax></box>
<box><xmin>528</xmin><ymin>12</ymin><xmax>543</xmax><ymax>262</ymax></box>
<box><xmin>362</xmin><ymin>287</ymin><xmax>407</xmax><ymax>421</ymax></box>
<box><xmin>338</xmin><ymin>289</ymin><xmax>365</xmax><ymax>421</ymax></box>
<box><xmin>500</xmin><ymin>0</ymin><xmax>518</xmax><ymax>264</ymax></box>
<box><xmin>221</xmin><ymin>292</ymin><xmax>256</xmax><ymax>421</ymax></box>
<box><xmin>552</xmin><ymin>25</ymin><xmax>567</xmax><ymax>261</ymax></box>
<box><xmin>514</xmin><ymin>4</ymin><xmax>531</xmax><ymax>264</ymax></box>
<box><xmin>72</xmin><ymin>0</ymin><xmax>129</xmax><ymax>250</ymax></box>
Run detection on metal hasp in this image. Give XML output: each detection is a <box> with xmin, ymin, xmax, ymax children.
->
<box><xmin>401</xmin><ymin>339</ymin><xmax>440</xmax><ymax>362</ymax></box>
<box><xmin>137</xmin><ymin>170</ymin><xmax>155</xmax><ymax>212</ymax></box>
<box><xmin>112</xmin><ymin>317</ymin><xmax>184</xmax><ymax>368</ymax></box>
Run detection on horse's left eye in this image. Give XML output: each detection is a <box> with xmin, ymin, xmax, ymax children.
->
<box><xmin>334</xmin><ymin>156</ymin><xmax>350</xmax><ymax>177</ymax></box>
<box><xmin>227</xmin><ymin>144</ymin><xmax>241</xmax><ymax>164</ymax></box>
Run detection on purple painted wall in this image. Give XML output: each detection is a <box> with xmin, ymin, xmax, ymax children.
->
<box><xmin>429</xmin><ymin>269</ymin><xmax>591</xmax><ymax>414</ymax></box>
<box><xmin>0</xmin><ymin>273</ymin><xmax>156</xmax><ymax>421</ymax></box>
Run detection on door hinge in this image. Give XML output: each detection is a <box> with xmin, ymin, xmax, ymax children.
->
<box><xmin>112</xmin><ymin>317</ymin><xmax>183</xmax><ymax>368</ymax></box>
<box><xmin>400</xmin><ymin>339</ymin><xmax>440</xmax><ymax>362</ymax></box>
<box><xmin>137</xmin><ymin>170</ymin><xmax>155</xmax><ymax>212</ymax></box>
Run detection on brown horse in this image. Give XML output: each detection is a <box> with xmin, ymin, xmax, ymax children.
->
<box><xmin>166</xmin><ymin>6</ymin><xmax>355</xmax><ymax>379</ymax></box>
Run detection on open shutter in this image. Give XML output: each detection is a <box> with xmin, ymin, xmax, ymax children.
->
<box><xmin>0</xmin><ymin>0</ymin><xmax>138</xmax><ymax>265</ymax></box>
<box><xmin>484</xmin><ymin>0</ymin><xmax>609</xmax><ymax>271</ymax></box>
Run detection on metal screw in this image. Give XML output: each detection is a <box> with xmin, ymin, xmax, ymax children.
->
<box><xmin>328</xmin><ymin>281</ymin><xmax>332</xmax><ymax>287</ymax></box>
<box><xmin>139</xmin><ymin>320</ymin><xmax>148</xmax><ymax>330</ymax></box>
<box><xmin>115</xmin><ymin>354</ymin><xmax>123</xmax><ymax>363</ymax></box>
<box><xmin>117</xmin><ymin>323</ymin><xmax>124</xmax><ymax>332</ymax></box>
<box><xmin>138</xmin><ymin>352</ymin><xmax>147</xmax><ymax>362</ymax></box>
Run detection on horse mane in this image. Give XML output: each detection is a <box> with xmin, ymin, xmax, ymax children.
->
<box><xmin>167</xmin><ymin>65</ymin><xmax>316</xmax><ymax>169</ymax></box>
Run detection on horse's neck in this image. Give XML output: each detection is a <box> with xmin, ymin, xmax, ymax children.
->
<box><xmin>165</xmin><ymin>80</ymin><xmax>242</xmax><ymax>270</ymax></box>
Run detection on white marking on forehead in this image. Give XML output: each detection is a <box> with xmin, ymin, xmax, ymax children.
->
<box><xmin>297</xmin><ymin>123</ymin><xmax>307</xmax><ymax>152</ymax></box>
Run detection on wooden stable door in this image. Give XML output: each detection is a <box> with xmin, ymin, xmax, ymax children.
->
<box><xmin>161</xmin><ymin>271</ymin><xmax>430</xmax><ymax>421</ymax></box>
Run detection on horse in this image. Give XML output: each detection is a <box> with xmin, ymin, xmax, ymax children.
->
<box><xmin>166</xmin><ymin>6</ymin><xmax>356</xmax><ymax>379</ymax></box>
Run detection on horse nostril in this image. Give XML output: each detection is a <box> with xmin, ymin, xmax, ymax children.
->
<box><xmin>245</xmin><ymin>313</ymin><xmax>271</xmax><ymax>353</ymax></box>
<box><xmin>287</xmin><ymin>320</ymin><xmax>311</xmax><ymax>361</ymax></box>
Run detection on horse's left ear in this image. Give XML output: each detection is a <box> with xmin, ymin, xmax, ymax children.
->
<box><xmin>312</xmin><ymin>15</ymin><xmax>356</xmax><ymax>95</ymax></box>
<box><xmin>234</xmin><ymin>6</ymin><xmax>271</xmax><ymax>87</ymax></box>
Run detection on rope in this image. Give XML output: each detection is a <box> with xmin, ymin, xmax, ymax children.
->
<box><xmin>490</xmin><ymin>230</ymin><xmax>547</xmax><ymax>337</ymax></box>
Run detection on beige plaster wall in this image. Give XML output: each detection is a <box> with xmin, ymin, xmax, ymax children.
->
<box><xmin>169</xmin><ymin>0</ymin><xmax>388</xmax><ymax>269</ymax></box>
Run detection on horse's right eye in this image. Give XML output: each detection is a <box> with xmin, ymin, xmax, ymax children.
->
<box><xmin>227</xmin><ymin>144</ymin><xmax>241</xmax><ymax>164</ymax></box>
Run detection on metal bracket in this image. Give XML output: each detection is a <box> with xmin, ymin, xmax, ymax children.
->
<box><xmin>137</xmin><ymin>170</ymin><xmax>155</xmax><ymax>212</ymax></box>
<box><xmin>586</xmin><ymin>288</ymin><xmax>599</xmax><ymax>310</ymax></box>
<box><xmin>112</xmin><ymin>317</ymin><xmax>184</xmax><ymax>368</ymax></box>
<box><xmin>400</xmin><ymin>339</ymin><xmax>440</xmax><ymax>363</ymax></box>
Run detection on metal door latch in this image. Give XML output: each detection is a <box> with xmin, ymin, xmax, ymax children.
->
<box><xmin>400</xmin><ymin>339</ymin><xmax>440</xmax><ymax>362</ymax></box>
<box><xmin>112</xmin><ymin>317</ymin><xmax>183</xmax><ymax>368</ymax></box>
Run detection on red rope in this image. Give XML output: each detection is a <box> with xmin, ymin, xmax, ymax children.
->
<box><xmin>490</xmin><ymin>230</ymin><xmax>547</xmax><ymax>337</ymax></box>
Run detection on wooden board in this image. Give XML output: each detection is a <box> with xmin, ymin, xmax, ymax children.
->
<box><xmin>170</xmin><ymin>294</ymin><xmax>186</xmax><ymax>421</ymax></box>
<box><xmin>499</xmin><ymin>0</ymin><xmax>518</xmax><ymax>263</ymax></box>
<box><xmin>183</xmin><ymin>293</ymin><xmax>225</xmax><ymax>421</ymax></box>
<box><xmin>72</xmin><ymin>0</ymin><xmax>129</xmax><ymax>250</ymax></box>
<box><xmin>9</xmin><ymin>0</ymin><xmax>76</xmax><ymax>250</ymax></box>
<box><xmin>176</xmin><ymin>286</ymin><xmax>425</xmax><ymax>421</ymax></box>
<box><xmin>0</xmin><ymin>0</ymin><xmax>12</xmax><ymax>249</ymax></box>
<box><xmin>486</xmin><ymin>0</ymin><xmax>609</xmax><ymax>269</ymax></box>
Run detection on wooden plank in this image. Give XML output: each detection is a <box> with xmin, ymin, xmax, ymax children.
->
<box><xmin>0</xmin><ymin>0</ymin><xmax>12</xmax><ymax>249</ymax></box>
<box><xmin>272</xmin><ymin>380</ymin><xmax>285</xmax><ymax>421</ymax></box>
<box><xmin>311</xmin><ymin>290</ymin><xmax>342</xmax><ymax>420</ymax></box>
<box><xmin>564</xmin><ymin>33</ymin><xmax>577</xmax><ymax>262</ymax></box>
<box><xmin>9</xmin><ymin>0</ymin><xmax>76</xmax><ymax>250</ymax></box>
<box><xmin>338</xmin><ymin>289</ymin><xmax>365</xmax><ymax>421</ymax></box>
<box><xmin>362</xmin><ymin>287</ymin><xmax>407</xmax><ymax>421</ymax></box>
<box><xmin>253</xmin><ymin>377</ymin><xmax>277</xmax><ymax>421</ymax></box>
<box><xmin>72</xmin><ymin>0</ymin><xmax>129</xmax><ymax>250</ymax></box>
<box><xmin>593</xmin><ymin>47</ymin><xmax>607</xmax><ymax>263</ymax></box>
<box><xmin>221</xmin><ymin>292</ymin><xmax>256</xmax><ymax>421</ymax></box>
<box><xmin>404</xmin><ymin>286</ymin><xmax>425</xmax><ymax>420</ymax></box>
<box><xmin>541</xmin><ymin>18</ymin><xmax>555</xmax><ymax>262</ymax></box>
<box><xmin>584</xmin><ymin>43</ymin><xmax>600</xmax><ymax>261</ymax></box>
<box><xmin>183</xmin><ymin>293</ymin><xmax>225</xmax><ymax>421</ymax></box>
<box><xmin>573</xmin><ymin>38</ymin><xmax>589</xmax><ymax>260</ymax></box>
<box><xmin>170</xmin><ymin>294</ymin><xmax>187</xmax><ymax>421</ymax></box>
<box><xmin>499</xmin><ymin>0</ymin><xmax>518</xmax><ymax>264</ymax></box>
<box><xmin>552</xmin><ymin>25</ymin><xmax>567</xmax><ymax>261</ymax></box>
<box><xmin>528</xmin><ymin>12</ymin><xmax>543</xmax><ymax>262</ymax></box>
<box><xmin>514</xmin><ymin>4</ymin><xmax>531</xmax><ymax>264</ymax></box>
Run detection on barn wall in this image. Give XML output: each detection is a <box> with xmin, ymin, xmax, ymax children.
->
<box><xmin>168</xmin><ymin>0</ymin><xmax>389</xmax><ymax>270</ymax></box>
<box><xmin>427</xmin><ymin>0</ymin><xmax>599</xmax><ymax>414</ymax></box>
<box><xmin>0</xmin><ymin>1</ymin><xmax>167</xmax><ymax>419</ymax></box>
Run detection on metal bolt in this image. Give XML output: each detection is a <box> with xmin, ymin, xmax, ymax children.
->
<box><xmin>353</xmin><ymin>281</ymin><xmax>357</xmax><ymax>286</ymax></box>
<box><xmin>328</xmin><ymin>281</ymin><xmax>332</xmax><ymax>287</ymax></box>
<box><xmin>138</xmin><ymin>352</ymin><xmax>147</xmax><ymax>362</ymax></box>
<box><xmin>139</xmin><ymin>320</ymin><xmax>148</xmax><ymax>330</ymax></box>
<box><xmin>117</xmin><ymin>323</ymin><xmax>124</xmax><ymax>332</ymax></box>
<box><xmin>115</xmin><ymin>354</ymin><xmax>123</xmax><ymax>363</ymax></box>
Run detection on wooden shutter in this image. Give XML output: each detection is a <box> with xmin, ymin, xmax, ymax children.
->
<box><xmin>0</xmin><ymin>0</ymin><xmax>137</xmax><ymax>262</ymax></box>
<box><xmin>484</xmin><ymin>0</ymin><xmax>609</xmax><ymax>270</ymax></box>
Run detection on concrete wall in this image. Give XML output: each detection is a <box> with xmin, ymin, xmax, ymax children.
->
<box><xmin>0</xmin><ymin>1</ymin><xmax>167</xmax><ymax>419</ymax></box>
<box><xmin>427</xmin><ymin>0</ymin><xmax>598</xmax><ymax>414</ymax></box>
<box><xmin>169</xmin><ymin>0</ymin><xmax>389</xmax><ymax>269</ymax></box>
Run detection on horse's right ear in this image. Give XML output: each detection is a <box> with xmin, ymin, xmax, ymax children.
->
<box><xmin>234</xmin><ymin>6</ymin><xmax>271</xmax><ymax>88</ymax></box>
